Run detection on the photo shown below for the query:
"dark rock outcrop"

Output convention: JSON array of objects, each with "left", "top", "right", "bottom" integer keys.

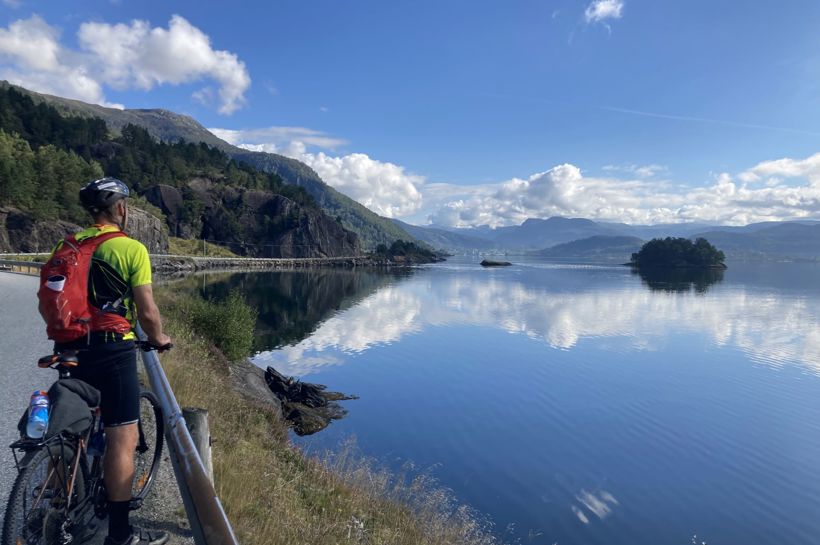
[
  {"left": 480, "top": 259, "right": 512, "bottom": 267},
  {"left": 0, "top": 207, "right": 79, "bottom": 253},
  {"left": 264, "top": 366, "right": 356, "bottom": 435},
  {"left": 260, "top": 194, "right": 359, "bottom": 258},
  {"left": 0, "top": 206, "right": 168, "bottom": 254},
  {"left": 144, "top": 180, "right": 360, "bottom": 258},
  {"left": 142, "top": 184, "right": 192, "bottom": 238}
]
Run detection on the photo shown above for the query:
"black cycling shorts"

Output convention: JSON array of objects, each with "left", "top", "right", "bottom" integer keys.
[{"left": 68, "top": 340, "right": 140, "bottom": 427}]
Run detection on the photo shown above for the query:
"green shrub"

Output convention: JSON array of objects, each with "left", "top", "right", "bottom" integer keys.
[{"left": 181, "top": 290, "right": 257, "bottom": 361}]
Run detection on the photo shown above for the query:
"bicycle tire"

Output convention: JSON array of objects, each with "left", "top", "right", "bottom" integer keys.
[
  {"left": 131, "top": 389, "right": 164, "bottom": 503},
  {"left": 1, "top": 444, "right": 87, "bottom": 545}
]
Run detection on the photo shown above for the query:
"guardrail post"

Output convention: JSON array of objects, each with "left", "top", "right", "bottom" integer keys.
[{"left": 183, "top": 407, "right": 214, "bottom": 484}]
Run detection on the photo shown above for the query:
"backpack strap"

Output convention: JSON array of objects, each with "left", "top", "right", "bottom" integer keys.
[
  {"left": 78, "top": 230, "right": 127, "bottom": 250},
  {"left": 61, "top": 234, "right": 80, "bottom": 252},
  {"left": 58, "top": 230, "right": 125, "bottom": 253}
]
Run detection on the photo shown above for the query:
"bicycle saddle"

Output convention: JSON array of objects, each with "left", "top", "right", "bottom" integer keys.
[{"left": 38, "top": 352, "right": 79, "bottom": 368}]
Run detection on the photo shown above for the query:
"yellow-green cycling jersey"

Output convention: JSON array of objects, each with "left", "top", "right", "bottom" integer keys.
[{"left": 53, "top": 225, "right": 152, "bottom": 341}]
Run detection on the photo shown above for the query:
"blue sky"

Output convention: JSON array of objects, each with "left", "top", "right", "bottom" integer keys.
[{"left": 2, "top": 0, "right": 820, "bottom": 226}]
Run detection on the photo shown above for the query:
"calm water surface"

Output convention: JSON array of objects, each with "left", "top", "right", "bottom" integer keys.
[{"left": 203, "top": 259, "right": 820, "bottom": 544}]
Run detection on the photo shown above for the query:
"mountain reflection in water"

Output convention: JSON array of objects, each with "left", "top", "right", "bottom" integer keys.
[
  {"left": 176, "top": 268, "right": 412, "bottom": 350},
  {"left": 243, "top": 262, "right": 819, "bottom": 377}
]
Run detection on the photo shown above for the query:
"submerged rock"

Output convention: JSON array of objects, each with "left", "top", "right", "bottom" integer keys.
[
  {"left": 480, "top": 259, "right": 512, "bottom": 267},
  {"left": 264, "top": 366, "right": 357, "bottom": 435}
]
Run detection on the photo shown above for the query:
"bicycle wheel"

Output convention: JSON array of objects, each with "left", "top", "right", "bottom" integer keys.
[
  {"left": 2, "top": 444, "right": 87, "bottom": 545},
  {"left": 131, "top": 390, "right": 163, "bottom": 503}
]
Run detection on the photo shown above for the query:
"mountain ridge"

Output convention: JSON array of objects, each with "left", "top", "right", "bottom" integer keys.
[{"left": 1, "top": 81, "right": 415, "bottom": 250}]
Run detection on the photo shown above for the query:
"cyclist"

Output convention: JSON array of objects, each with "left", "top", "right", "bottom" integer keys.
[{"left": 41, "top": 177, "right": 172, "bottom": 545}]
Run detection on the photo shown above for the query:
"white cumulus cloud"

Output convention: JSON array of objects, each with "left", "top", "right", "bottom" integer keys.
[
  {"left": 298, "top": 151, "right": 424, "bottom": 217},
  {"left": 210, "top": 126, "right": 348, "bottom": 151},
  {"left": 425, "top": 152, "right": 820, "bottom": 228},
  {"left": 584, "top": 0, "right": 624, "bottom": 24},
  {"left": 0, "top": 15, "right": 117, "bottom": 107},
  {"left": 211, "top": 127, "right": 424, "bottom": 218},
  {"left": 0, "top": 14, "right": 250, "bottom": 113},
  {"left": 603, "top": 163, "right": 667, "bottom": 178},
  {"left": 738, "top": 153, "right": 820, "bottom": 185}
]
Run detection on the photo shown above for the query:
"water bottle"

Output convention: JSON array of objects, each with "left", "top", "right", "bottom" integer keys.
[{"left": 26, "top": 390, "right": 49, "bottom": 439}]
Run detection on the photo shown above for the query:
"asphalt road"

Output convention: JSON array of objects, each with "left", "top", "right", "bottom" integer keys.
[
  {"left": 0, "top": 273, "right": 53, "bottom": 522},
  {"left": 0, "top": 272, "right": 192, "bottom": 543}
]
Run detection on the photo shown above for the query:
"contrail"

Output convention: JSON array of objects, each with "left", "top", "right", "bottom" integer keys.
[
  {"left": 477, "top": 91, "right": 820, "bottom": 136},
  {"left": 599, "top": 106, "right": 820, "bottom": 137}
]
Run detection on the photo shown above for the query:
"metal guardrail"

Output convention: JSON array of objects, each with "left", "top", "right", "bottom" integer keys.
[
  {"left": 0, "top": 259, "right": 44, "bottom": 275},
  {"left": 136, "top": 324, "right": 239, "bottom": 545}
]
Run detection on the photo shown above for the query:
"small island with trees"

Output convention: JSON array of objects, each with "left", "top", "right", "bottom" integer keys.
[{"left": 628, "top": 237, "right": 727, "bottom": 269}]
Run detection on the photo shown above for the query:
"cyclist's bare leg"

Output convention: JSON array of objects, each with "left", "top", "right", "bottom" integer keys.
[{"left": 104, "top": 423, "right": 139, "bottom": 501}]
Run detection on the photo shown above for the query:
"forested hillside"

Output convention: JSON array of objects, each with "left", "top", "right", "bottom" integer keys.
[
  {"left": 0, "top": 86, "right": 359, "bottom": 257},
  {"left": 2, "top": 81, "right": 415, "bottom": 250}
]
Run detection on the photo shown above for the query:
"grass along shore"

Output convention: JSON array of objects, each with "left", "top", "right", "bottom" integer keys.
[{"left": 155, "top": 287, "right": 498, "bottom": 545}]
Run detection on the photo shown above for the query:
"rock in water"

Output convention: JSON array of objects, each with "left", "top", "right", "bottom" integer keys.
[
  {"left": 264, "top": 366, "right": 357, "bottom": 435},
  {"left": 480, "top": 259, "right": 512, "bottom": 267}
]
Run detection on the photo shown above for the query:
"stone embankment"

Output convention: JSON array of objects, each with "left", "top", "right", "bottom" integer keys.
[{"left": 151, "top": 255, "right": 374, "bottom": 274}]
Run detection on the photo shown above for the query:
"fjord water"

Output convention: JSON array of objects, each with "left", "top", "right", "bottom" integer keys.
[{"left": 213, "top": 259, "right": 819, "bottom": 544}]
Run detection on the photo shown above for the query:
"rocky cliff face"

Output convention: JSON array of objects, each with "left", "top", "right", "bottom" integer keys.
[
  {"left": 144, "top": 182, "right": 360, "bottom": 258},
  {"left": 0, "top": 207, "right": 79, "bottom": 253},
  {"left": 0, "top": 206, "right": 169, "bottom": 254},
  {"left": 261, "top": 194, "right": 359, "bottom": 258},
  {"left": 127, "top": 207, "right": 169, "bottom": 253},
  {"left": 143, "top": 184, "right": 191, "bottom": 238}
]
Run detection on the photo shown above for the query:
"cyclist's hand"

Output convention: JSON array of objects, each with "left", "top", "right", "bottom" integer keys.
[{"left": 148, "top": 333, "right": 172, "bottom": 352}]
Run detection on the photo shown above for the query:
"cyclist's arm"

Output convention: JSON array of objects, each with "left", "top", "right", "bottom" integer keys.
[{"left": 133, "top": 284, "right": 171, "bottom": 347}]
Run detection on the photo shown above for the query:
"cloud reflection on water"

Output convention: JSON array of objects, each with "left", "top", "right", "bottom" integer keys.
[
  {"left": 253, "top": 272, "right": 820, "bottom": 377},
  {"left": 572, "top": 489, "right": 620, "bottom": 524}
]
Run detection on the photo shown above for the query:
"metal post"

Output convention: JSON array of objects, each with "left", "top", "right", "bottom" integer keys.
[
  {"left": 136, "top": 324, "right": 238, "bottom": 545},
  {"left": 183, "top": 408, "right": 214, "bottom": 484}
]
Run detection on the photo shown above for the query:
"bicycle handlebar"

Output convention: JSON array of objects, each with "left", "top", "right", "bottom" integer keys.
[{"left": 136, "top": 340, "right": 173, "bottom": 353}]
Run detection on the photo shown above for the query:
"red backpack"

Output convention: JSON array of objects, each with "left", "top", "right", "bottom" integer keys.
[{"left": 38, "top": 231, "right": 133, "bottom": 343}]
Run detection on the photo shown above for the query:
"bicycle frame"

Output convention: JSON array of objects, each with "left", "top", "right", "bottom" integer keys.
[{"left": 7, "top": 405, "right": 105, "bottom": 537}]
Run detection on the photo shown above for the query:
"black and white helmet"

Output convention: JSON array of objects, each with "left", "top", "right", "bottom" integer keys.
[{"left": 79, "top": 177, "right": 130, "bottom": 213}]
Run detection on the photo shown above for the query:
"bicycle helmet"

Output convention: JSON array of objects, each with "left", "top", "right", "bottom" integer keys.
[{"left": 79, "top": 177, "right": 130, "bottom": 213}]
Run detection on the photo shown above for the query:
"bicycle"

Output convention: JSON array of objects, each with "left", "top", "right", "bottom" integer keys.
[{"left": 1, "top": 341, "right": 168, "bottom": 545}]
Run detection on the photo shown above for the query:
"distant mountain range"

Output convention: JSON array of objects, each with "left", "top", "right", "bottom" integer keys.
[
  {"left": 2, "top": 81, "right": 413, "bottom": 251},
  {"left": 391, "top": 219, "right": 495, "bottom": 252},
  {"left": 536, "top": 235, "right": 644, "bottom": 261},
  {"left": 695, "top": 223, "right": 820, "bottom": 260},
  {"left": 401, "top": 217, "right": 820, "bottom": 262}
]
